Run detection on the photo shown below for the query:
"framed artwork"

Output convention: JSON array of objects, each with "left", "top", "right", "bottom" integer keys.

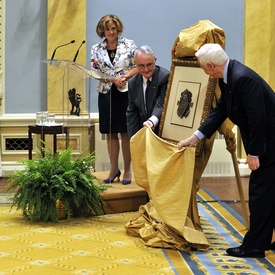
[{"left": 159, "top": 57, "right": 216, "bottom": 157}]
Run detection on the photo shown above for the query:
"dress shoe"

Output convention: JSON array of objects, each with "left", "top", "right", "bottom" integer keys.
[
  {"left": 122, "top": 171, "right": 132, "bottom": 185},
  {"left": 103, "top": 170, "right": 121, "bottom": 183},
  {"left": 270, "top": 242, "right": 275, "bottom": 250},
  {"left": 226, "top": 245, "right": 265, "bottom": 258},
  {"left": 122, "top": 179, "right": 131, "bottom": 185}
]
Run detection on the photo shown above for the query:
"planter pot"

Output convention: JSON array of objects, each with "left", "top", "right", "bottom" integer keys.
[{"left": 56, "top": 199, "right": 67, "bottom": 220}]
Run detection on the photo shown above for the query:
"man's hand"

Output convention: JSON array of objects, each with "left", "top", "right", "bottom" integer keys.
[
  {"left": 177, "top": 134, "right": 199, "bottom": 149},
  {"left": 143, "top": 120, "right": 154, "bottom": 129},
  {"left": 245, "top": 154, "right": 260, "bottom": 170}
]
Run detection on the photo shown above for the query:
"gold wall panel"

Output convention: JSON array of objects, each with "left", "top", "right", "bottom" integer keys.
[
  {"left": 240, "top": 0, "right": 275, "bottom": 159},
  {"left": 245, "top": 0, "right": 275, "bottom": 90},
  {"left": 47, "top": 0, "right": 86, "bottom": 114}
]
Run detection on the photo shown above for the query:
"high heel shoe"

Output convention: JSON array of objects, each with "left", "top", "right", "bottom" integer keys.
[
  {"left": 122, "top": 172, "right": 132, "bottom": 185},
  {"left": 122, "top": 179, "right": 131, "bottom": 185},
  {"left": 103, "top": 170, "right": 121, "bottom": 183}
]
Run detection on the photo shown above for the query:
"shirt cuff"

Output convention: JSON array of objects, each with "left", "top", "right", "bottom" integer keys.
[
  {"left": 149, "top": 115, "right": 158, "bottom": 126},
  {"left": 194, "top": 130, "right": 205, "bottom": 140}
]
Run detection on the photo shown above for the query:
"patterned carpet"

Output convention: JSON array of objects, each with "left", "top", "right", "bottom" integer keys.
[
  {"left": 0, "top": 189, "right": 275, "bottom": 274},
  {"left": 0, "top": 193, "right": 13, "bottom": 204},
  {"left": 191, "top": 189, "right": 275, "bottom": 274}
]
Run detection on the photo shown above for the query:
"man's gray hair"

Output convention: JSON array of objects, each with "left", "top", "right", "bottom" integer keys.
[
  {"left": 195, "top": 43, "right": 228, "bottom": 66},
  {"left": 134, "top": 45, "right": 155, "bottom": 58}
]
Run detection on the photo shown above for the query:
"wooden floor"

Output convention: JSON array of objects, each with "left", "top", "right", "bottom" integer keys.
[
  {"left": 199, "top": 176, "right": 249, "bottom": 217},
  {"left": 0, "top": 175, "right": 249, "bottom": 217}
]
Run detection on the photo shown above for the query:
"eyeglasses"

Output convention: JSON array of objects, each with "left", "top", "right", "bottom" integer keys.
[{"left": 137, "top": 63, "right": 155, "bottom": 70}]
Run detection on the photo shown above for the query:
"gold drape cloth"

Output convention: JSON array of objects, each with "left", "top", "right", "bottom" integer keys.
[
  {"left": 125, "top": 128, "right": 209, "bottom": 251},
  {"left": 172, "top": 20, "right": 225, "bottom": 58},
  {"left": 171, "top": 20, "right": 236, "bottom": 190}
]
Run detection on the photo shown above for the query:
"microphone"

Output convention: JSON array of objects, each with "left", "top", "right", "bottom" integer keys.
[
  {"left": 73, "top": 40, "right": 86, "bottom": 63},
  {"left": 50, "top": 40, "right": 75, "bottom": 60}
]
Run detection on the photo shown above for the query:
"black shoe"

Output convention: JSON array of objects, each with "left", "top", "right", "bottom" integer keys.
[
  {"left": 270, "top": 242, "right": 275, "bottom": 250},
  {"left": 226, "top": 245, "right": 265, "bottom": 258}
]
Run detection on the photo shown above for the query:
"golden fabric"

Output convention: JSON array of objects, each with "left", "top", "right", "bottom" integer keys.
[
  {"left": 172, "top": 20, "right": 225, "bottom": 58},
  {"left": 125, "top": 127, "right": 209, "bottom": 251},
  {"left": 171, "top": 20, "right": 236, "bottom": 191}
]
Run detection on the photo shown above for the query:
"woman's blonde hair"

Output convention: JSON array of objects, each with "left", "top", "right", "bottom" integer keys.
[{"left": 96, "top": 14, "right": 124, "bottom": 38}]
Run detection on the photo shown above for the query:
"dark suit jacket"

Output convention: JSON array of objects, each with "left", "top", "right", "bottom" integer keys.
[
  {"left": 126, "top": 65, "right": 170, "bottom": 138},
  {"left": 199, "top": 59, "right": 275, "bottom": 165}
]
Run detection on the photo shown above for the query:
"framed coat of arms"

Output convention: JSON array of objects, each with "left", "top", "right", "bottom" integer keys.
[{"left": 159, "top": 57, "right": 216, "bottom": 157}]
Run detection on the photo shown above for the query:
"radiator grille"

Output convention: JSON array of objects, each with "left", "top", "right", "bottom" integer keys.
[
  {"left": 5, "top": 138, "right": 29, "bottom": 151},
  {"left": 203, "top": 161, "right": 234, "bottom": 177}
]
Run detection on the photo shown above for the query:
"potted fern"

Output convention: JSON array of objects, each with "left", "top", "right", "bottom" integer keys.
[{"left": 6, "top": 147, "right": 110, "bottom": 223}]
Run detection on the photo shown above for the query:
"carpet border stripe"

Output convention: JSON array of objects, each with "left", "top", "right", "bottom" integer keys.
[
  {"left": 162, "top": 249, "right": 194, "bottom": 275},
  {"left": 198, "top": 188, "right": 275, "bottom": 271}
]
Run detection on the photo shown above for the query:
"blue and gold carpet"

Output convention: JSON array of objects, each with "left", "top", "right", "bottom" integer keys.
[
  {"left": 0, "top": 189, "right": 275, "bottom": 274},
  {"left": 0, "top": 193, "right": 13, "bottom": 204},
  {"left": 179, "top": 189, "right": 275, "bottom": 274}
]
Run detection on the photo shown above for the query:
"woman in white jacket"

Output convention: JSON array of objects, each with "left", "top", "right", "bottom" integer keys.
[{"left": 91, "top": 14, "right": 138, "bottom": 184}]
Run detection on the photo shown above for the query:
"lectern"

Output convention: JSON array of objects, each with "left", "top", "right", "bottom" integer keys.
[
  {"left": 42, "top": 59, "right": 109, "bottom": 116},
  {"left": 28, "top": 60, "right": 110, "bottom": 158}
]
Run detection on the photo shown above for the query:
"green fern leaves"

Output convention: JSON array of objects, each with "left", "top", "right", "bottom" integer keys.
[{"left": 7, "top": 148, "right": 110, "bottom": 222}]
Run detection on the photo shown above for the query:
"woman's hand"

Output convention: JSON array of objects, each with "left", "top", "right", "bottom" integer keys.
[{"left": 114, "top": 75, "right": 126, "bottom": 88}]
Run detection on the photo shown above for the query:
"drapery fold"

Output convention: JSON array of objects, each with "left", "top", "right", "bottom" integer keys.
[
  {"left": 125, "top": 127, "right": 209, "bottom": 251},
  {"left": 171, "top": 20, "right": 235, "bottom": 190},
  {"left": 172, "top": 20, "right": 225, "bottom": 58}
]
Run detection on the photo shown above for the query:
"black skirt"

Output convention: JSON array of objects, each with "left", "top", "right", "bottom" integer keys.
[{"left": 98, "top": 84, "right": 128, "bottom": 134}]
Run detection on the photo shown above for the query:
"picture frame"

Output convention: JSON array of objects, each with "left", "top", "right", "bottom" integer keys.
[{"left": 159, "top": 57, "right": 216, "bottom": 157}]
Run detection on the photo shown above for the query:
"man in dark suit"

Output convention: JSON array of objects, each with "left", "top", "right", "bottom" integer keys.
[
  {"left": 126, "top": 45, "right": 170, "bottom": 138},
  {"left": 178, "top": 43, "right": 275, "bottom": 258}
]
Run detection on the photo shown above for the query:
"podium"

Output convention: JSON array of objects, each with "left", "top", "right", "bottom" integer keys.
[
  {"left": 38, "top": 59, "right": 111, "bottom": 157},
  {"left": 42, "top": 59, "right": 110, "bottom": 116}
]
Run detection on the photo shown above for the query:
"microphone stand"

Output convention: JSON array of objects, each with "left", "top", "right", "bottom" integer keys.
[
  {"left": 73, "top": 40, "right": 86, "bottom": 63},
  {"left": 50, "top": 40, "right": 76, "bottom": 61}
]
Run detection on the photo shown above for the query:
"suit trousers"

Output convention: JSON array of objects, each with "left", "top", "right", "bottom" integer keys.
[{"left": 243, "top": 163, "right": 275, "bottom": 250}]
